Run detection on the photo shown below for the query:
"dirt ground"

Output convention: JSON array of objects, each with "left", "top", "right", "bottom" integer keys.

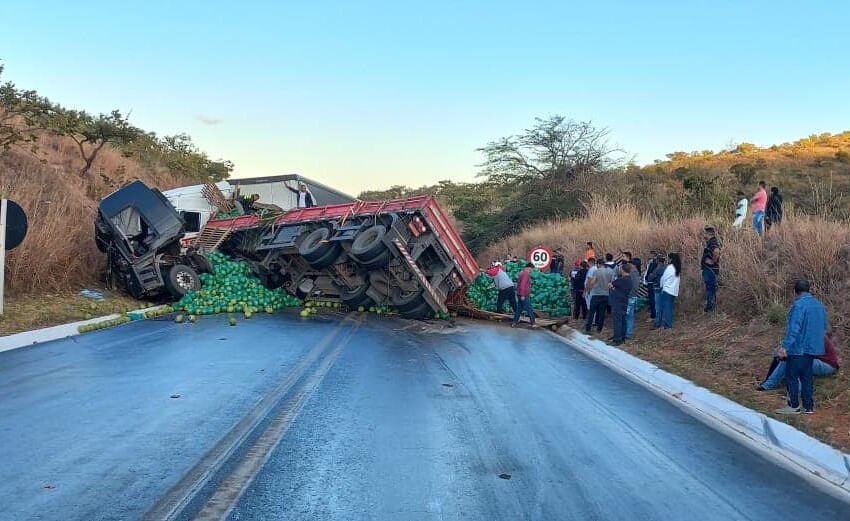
[{"left": 572, "top": 311, "right": 850, "bottom": 453}]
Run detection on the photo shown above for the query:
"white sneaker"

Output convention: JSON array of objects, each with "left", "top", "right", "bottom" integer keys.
[{"left": 774, "top": 405, "right": 802, "bottom": 415}]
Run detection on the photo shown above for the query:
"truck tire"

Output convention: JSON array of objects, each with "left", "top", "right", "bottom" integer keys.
[
  {"left": 400, "top": 299, "right": 432, "bottom": 319},
  {"left": 367, "top": 270, "right": 391, "bottom": 299},
  {"left": 336, "top": 281, "right": 374, "bottom": 309},
  {"left": 299, "top": 228, "right": 340, "bottom": 266},
  {"left": 165, "top": 264, "right": 200, "bottom": 298},
  {"left": 351, "top": 225, "right": 388, "bottom": 264},
  {"left": 391, "top": 287, "right": 426, "bottom": 313}
]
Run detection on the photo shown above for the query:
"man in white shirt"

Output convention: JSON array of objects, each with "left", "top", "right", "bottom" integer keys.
[{"left": 733, "top": 191, "right": 748, "bottom": 230}]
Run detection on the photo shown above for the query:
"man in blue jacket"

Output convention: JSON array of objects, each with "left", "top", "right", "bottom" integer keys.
[{"left": 775, "top": 280, "right": 828, "bottom": 415}]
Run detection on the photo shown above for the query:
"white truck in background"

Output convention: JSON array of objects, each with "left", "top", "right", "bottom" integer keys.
[{"left": 162, "top": 174, "right": 356, "bottom": 248}]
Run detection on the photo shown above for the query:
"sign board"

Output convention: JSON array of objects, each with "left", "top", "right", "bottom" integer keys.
[
  {"left": 527, "top": 245, "right": 553, "bottom": 270},
  {"left": 3, "top": 199, "right": 27, "bottom": 250},
  {"left": 1, "top": 199, "right": 28, "bottom": 315}
]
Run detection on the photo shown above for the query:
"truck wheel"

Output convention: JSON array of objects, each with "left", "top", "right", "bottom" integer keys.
[
  {"left": 308, "top": 244, "right": 342, "bottom": 269},
  {"left": 359, "top": 249, "right": 392, "bottom": 270},
  {"left": 400, "top": 300, "right": 432, "bottom": 319},
  {"left": 336, "top": 281, "right": 374, "bottom": 309},
  {"left": 391, "top": 287, "right": 426, "bottom": 312},
  {"left": 299, "top": 228, "right": 340, "bottom": 265},
  {"left": 367, "top": 271, "right": 391, "bottom": 298},
  {"left": 165, "top": 264, "right": 200, "bottom": 298},
  {"left": 351, "top": 225, "right": 387, "bottom": 263}
]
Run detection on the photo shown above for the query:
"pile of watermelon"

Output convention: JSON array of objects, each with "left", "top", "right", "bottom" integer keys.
[
  {"left": 173, "top": 251, "right": 301, "bottom": 316},
  {"left": 466, "top": 261, "right": 571, "bottom": 316}
]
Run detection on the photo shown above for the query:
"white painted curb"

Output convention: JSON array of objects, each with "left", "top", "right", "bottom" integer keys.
[
  {"left": 0, "top": 306, "right": 166, "bottom": 354},
  {"left": 551, "top": 328, "right": 850, "bottom": 501}
]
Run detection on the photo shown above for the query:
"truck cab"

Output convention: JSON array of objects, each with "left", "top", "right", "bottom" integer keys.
[{"left": 95, "top": 180, "right": 210, "bottom": 299}]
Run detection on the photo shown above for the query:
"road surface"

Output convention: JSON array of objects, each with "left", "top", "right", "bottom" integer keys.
[{"left": 0, "top": 311, "right": 846, "bottom": 521}]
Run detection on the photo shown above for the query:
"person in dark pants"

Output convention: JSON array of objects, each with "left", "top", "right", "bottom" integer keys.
[
  {"left": 774, "top": 280, "right": 828, "bottom": 415},
  {"left": 549, "top": 248, "right": 564, "bottom": 275},
  {"left": 766, "top": 186, "right": 783, "bottom": 231},
  {"left": 484, "top": 262, "right": 516, "bottom": 315},
  {"left": 643, "top": 251, "right": 658, "bottom": 319},
  {"left": 512, "top": 262, "right": 536, "bottom": 328},
  {"left": 585, "top": 258, "right": 613, "bottom": 333},
  {"left": 608, "top": 262, "right": 634, "bottom": 346},
  {"left": 571, "top": 260, "right": 589, "bottom": 320},
  {"left": 647, "top": 253, "right": 667, "bottom": 322},
  {"left": 701, "top": 226, "right": 721, "bottom": 313}
]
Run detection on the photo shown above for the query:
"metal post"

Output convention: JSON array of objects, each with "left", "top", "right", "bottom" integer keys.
[{"left": 0, "top": 199, "right": 7, "bottom": 315}]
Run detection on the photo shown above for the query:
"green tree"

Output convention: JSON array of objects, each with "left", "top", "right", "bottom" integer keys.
[
  {"left": 52, "top": 109, "right": 141, "bottom": 175},
  {"left": 0, "top": 64, "right": 58, "bottom": 153}
]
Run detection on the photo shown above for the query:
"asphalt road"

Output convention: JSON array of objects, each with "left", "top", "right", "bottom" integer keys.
[{"left": 0, "top": 311, "right": 847, "bottom": 521}]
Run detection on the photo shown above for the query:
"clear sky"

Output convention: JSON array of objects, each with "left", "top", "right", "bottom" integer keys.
[{"left": 1, "top": 1, "right": 848, "bottom": 195}]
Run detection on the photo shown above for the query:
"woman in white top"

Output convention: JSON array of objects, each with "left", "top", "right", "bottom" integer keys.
[
  {"left": 654, "top": 252, "right": 681, "bottom": 329},
  {"left": 732, "top": 191, "right": 748, "bottom": 230}
]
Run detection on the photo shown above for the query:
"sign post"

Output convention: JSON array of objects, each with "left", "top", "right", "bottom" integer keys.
[
  {"left": 527, "top": 245, "right": 553, "bottom": 271},
  {"left": 1, "top": 199, "right": 29, "bottom": 315}
]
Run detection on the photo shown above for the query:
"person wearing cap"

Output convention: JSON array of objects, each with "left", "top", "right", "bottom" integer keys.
[
  {"left": 484, "top": 262, "right": 516, "bottom": 315},
  {"left": 701, "top": 226, "right": 721, "bottom": 313},
  {"left": 286, "top": 180, "right": 316, "bottom": 208}
]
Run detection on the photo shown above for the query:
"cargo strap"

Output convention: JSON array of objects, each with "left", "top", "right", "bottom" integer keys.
[{"left": 392, "top": 238, "right": 447, "bottom": 313}]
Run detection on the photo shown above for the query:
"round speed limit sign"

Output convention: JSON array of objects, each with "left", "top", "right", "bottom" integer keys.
[{"left": 527, "top": 245, "right": 553, "bottom": 270}]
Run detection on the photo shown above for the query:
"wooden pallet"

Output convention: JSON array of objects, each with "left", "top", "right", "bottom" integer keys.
[
  {"left": 193, "top": 226, "right": 231, "bottom": 252},
  {"left": 447, "top": 293, "right": 569, "bottom": 331},
  {"left": 202, "top": 181, "right": 234, "bottom": 213}
]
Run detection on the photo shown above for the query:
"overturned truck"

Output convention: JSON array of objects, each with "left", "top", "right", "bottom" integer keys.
[
  {"left": 206, "top": 196, "right": 479, "bottom": 318},
  {"left": 95, "top": 181, "right": 479, "bottom": 318}
]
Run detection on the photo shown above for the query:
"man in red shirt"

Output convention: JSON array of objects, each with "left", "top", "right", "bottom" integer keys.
[
  {"left": 751, "top": 181, "right": 768, "bottom": 236},
  {"left": 512, "top": 262, "right": 536, "bottom": 328}
]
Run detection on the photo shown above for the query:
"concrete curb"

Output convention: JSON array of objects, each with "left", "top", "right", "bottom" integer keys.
[
  {"left": 550, "top": 327, "right": 850, "bottom": 500},
  {"left": 0, "top": 306, "right": 166, "bottom": 354}
]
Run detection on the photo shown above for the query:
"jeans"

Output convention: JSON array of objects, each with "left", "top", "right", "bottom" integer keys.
[
  {"left": 654, "top": 291, "right": 675, "bottom": 329},
  {"left": 753, "top": 210, "right": 765, "bottom": 236},
  {"left": 625, "top": 296, "right": 637, "bottom": 338},
  {"left": 785, "top": 354, "right": 815, "bottom": 410},
  {"left": 653, "top": 289, "right": 662, "bottom": 322},
  {"left": 495, "top": 287, "right": 517, "bottom": 314},
  {"left": 514, "top": 296, "right": 535, "bottom": 324},
  {"left": 763, "top": 357, "right": 836, "bottom": 390},
  {"left": 646, "top": 283, "right": 656, "bottom": 319},
  {"left": 585, "top": 295, "right": 608, "bottom": 332},
  {"left": 702, "top": 267, "right": 717, "bottom": 312},
  {"left": 611, "top": 298, "right": 627, "bottom": 343},
  {"left": 572, "top": 291, "right": 588, "bottom": 319}
]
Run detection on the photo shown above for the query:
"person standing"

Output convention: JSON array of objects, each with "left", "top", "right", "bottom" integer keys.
[
  {"left": 286, "top": 180, "right": 316, "bottom": 208},
  {"left": 571, "top": 260, "right": 589, "bottom": 320},
  {"left": 549, "top": 248, "right": 565, "bottom": 275},
  {"left": 583, "top": 257, "right": 597, "bottom": 309},
  {"left": 485, "top": 262, "right": 516, "bottom": 316},
  {"left": 585, "top": 258, "right": 613, "bottom": 333},
  {"left": 647, "top": 253, "right": 667, "bottom": 323},
  {"left": 732, "top": 191, "right": 748, "bottom": 230},
  {"left": 608, "top": 262, "right": 634, "bottom": 346},
  {"left": 774, "top": 280, "right": 828, "bottom": 415},
  {"left": 512, "top": 262, "right": 536, "bottom": 328},
  {"left": 654, "top": 252, "right": 681, "bottom": 330},
  {"left": 701, "top": 227, "right": 721, "bottom": 313},
  {"left": 625, "top": 259, "right": 641, "bottom": 339},
  {"left": 585, "top": 242, "right": 596, "bottom": 262},
  {"left": 751, "top": 181, "right": 768, "bottom": 236},
  {"left": 766, "top": 186, "right": 783, "bottom": 231},
  {"left": 643, "top": 251, "right": 659, "bottom": 319}
]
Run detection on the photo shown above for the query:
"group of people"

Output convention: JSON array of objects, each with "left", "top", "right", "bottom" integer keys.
[
  {"left": 567, "top": 246, "right": 682, "bottom": 345},
  {"left": 489, "top": 230, "right": 839, "bottom": 416},
  {"left": 734, "top": 181, "right": 783, "bottom": 235}
]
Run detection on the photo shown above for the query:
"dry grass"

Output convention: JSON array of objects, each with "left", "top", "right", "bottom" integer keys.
[
  {"left": 483, "top": 196, "right": 850, "bottom": 450},
  {"left": 0, "top": 289, "right": 149, "bottom": 336},
  {"left": 0, "top": 131, "right": 190, "bottom": 296}
]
